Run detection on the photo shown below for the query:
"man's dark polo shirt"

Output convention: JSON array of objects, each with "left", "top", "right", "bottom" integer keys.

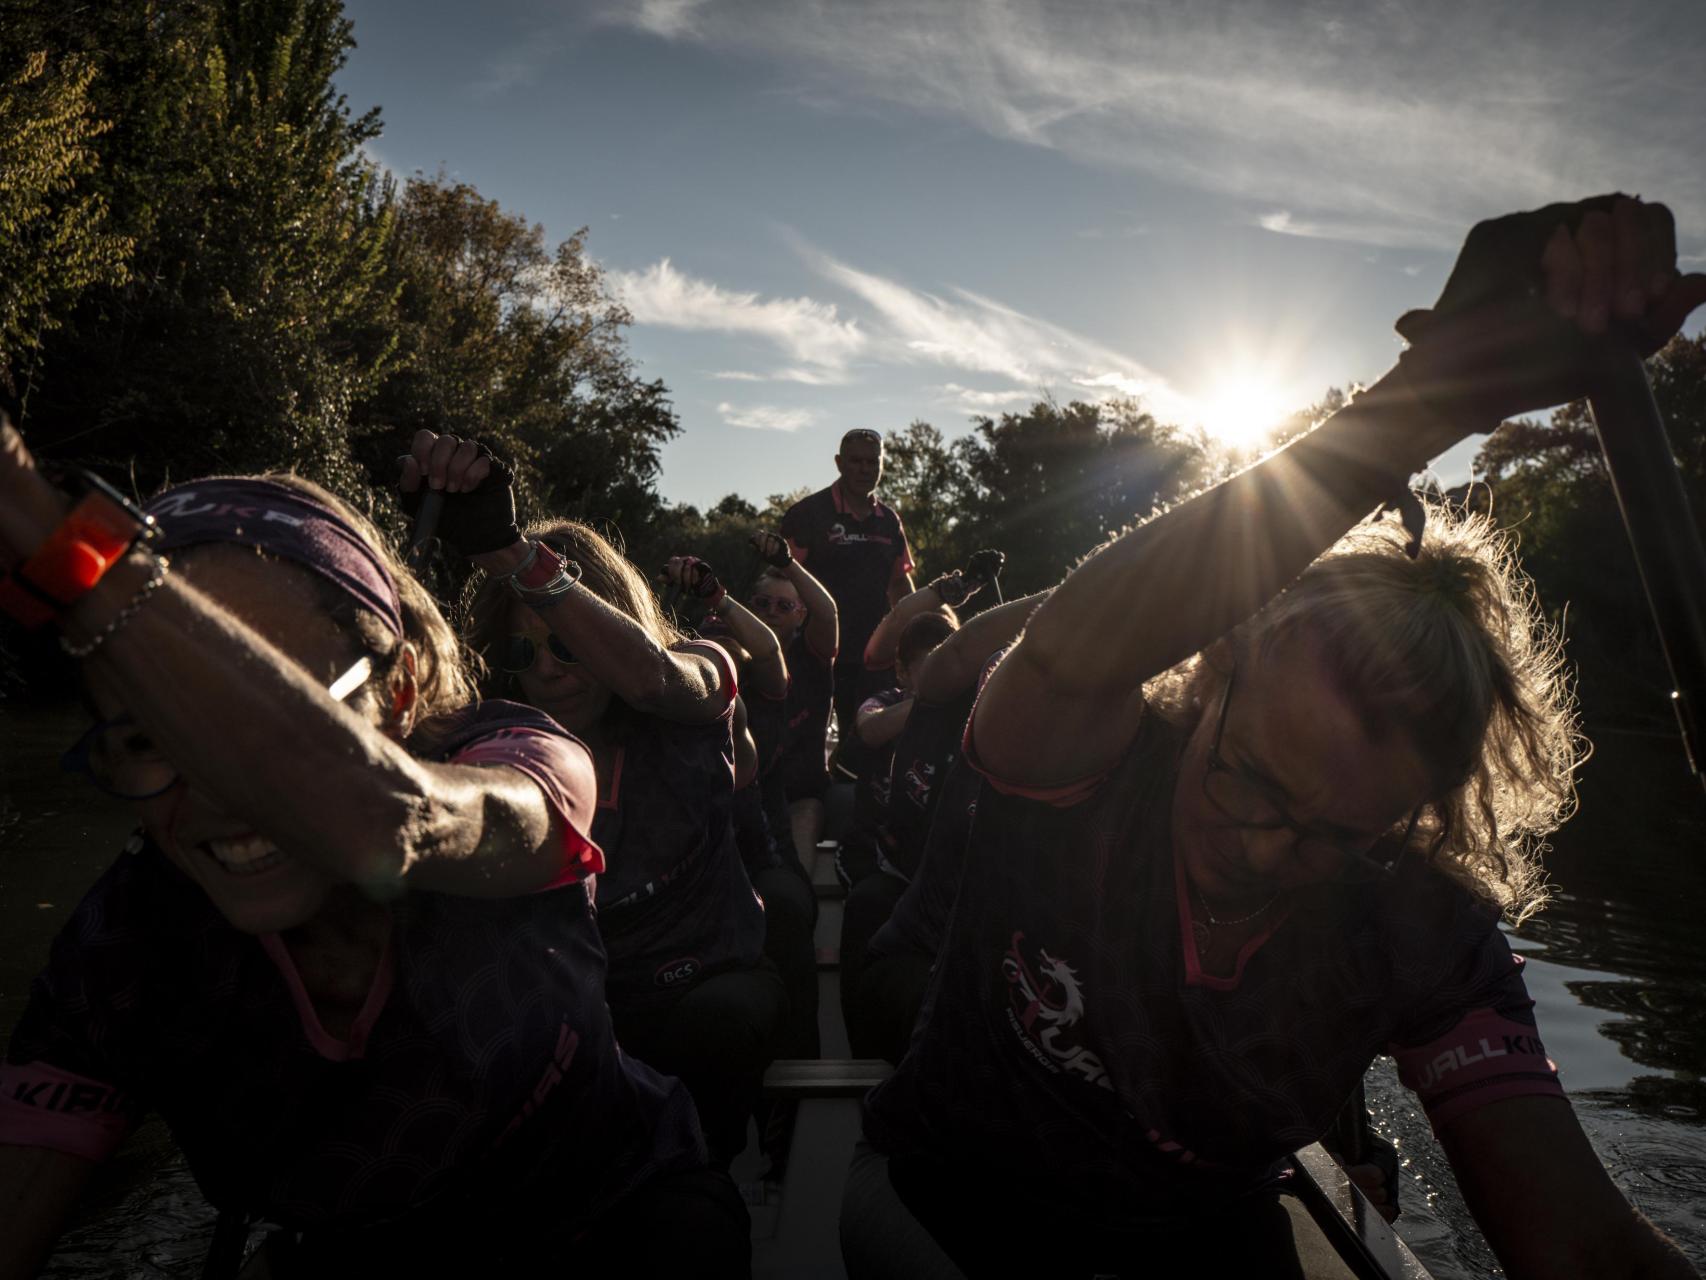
[{"left": 780, "top": 481, "right": 914, "bottom": 666}]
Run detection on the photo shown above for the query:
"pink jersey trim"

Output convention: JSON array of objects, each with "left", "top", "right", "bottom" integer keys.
[
  {"left": 1171, "top": 846, "right": 1293, "bottom": 991},
  {"left": 0, "top": 1061, "right": 133, "bottom": 1161},
  {"left": 598, "top": 746, "right": 626, "bottom": 812},
  {"left": 961, "top": 684, "right": 1108, "bottom": 807},
  {"left": 259, "top": 931, "right": 395, "bottom": 1063},
  {"left": 1392, "top": 1005, "right": 1564, "bottom": 1131},
  {"left": 452, "top": 728, "right": 605, "bottom": 884}
]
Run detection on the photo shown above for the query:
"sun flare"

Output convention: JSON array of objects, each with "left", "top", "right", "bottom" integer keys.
[{"left": 1196, "top": 377, "right": 1293, "bottom": 452}]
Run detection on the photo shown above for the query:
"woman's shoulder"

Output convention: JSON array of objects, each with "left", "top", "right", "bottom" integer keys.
[{"left": 407, "top": 699, "right": 576, "bottom": 762}]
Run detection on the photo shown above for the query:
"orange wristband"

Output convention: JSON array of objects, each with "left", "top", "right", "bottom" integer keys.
[{"left": 0, "top": 483, "right": 154, "bottom": 627}]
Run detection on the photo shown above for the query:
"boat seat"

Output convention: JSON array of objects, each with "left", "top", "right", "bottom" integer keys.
[{"left": 762, "top": 1058, "right": 891, "bottom": 1099}]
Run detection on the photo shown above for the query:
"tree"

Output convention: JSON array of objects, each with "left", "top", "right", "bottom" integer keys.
[
  {"left": 880, "top": 420, "right": 972, "bottom": 578},
  {"left": 1474, "top": 334, "right": 1706, "bottom": 728},
  {"left": 951, "top": 398, "right": 1210, "bottom": 595},
  {"left": 350, "top": 174, "right": 679, "bottom": 545},
  {"left": 0, "top": 49, "right": 132, "bottom": 392},
  {"left": 8, "top": 0, "right": 397, "bottom": 502}
]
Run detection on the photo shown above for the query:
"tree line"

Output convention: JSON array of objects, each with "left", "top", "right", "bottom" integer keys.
[{"left": 5, "top": 0, "right": 1706, "bottom": 799}]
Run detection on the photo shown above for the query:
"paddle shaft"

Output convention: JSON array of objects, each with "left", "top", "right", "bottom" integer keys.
[
  {"left": 1586, "top": 352, "right": 1706, "bottom": 794},
  {"left": 405, "top": 489, "right": 445, "bottom": 574}
]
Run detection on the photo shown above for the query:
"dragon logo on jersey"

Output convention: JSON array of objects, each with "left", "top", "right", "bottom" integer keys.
[
  {"left": 901, "top": 758, "right": 936, "bottom": 807},
  {"left": 1000, "top": 930, "right": 1112, "bottom": 1091}
]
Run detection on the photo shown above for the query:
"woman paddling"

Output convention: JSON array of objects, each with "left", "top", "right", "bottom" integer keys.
[
  {"left": 0, "top": 454, "right": 746, "bottom": 1278},
  {"left": 842, "top": 195, "right": 1706, "bottom": 1279},
  {"left": 436, "top": 434, "right": 785, "bottom": 1167}
]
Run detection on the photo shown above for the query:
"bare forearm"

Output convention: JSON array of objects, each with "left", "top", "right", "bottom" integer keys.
[
  {"left": 1017, "top": 367, "right": 1465, "bottom": 696},
  {"left": 858, "top": 697, "right": 915, "bottom": 747},
  {"left": 475, "top": 544, "right": 722, "bottom": 723},
  {"left": 864, "top": 582, "right": 946, "bottom": 668},
  {"left": 715, "top": 599, "right": 788, "bottom": 699},
  {"left": 784, "top": 560, "right": 839, "bottom": 657},
  {"left": 72, "top": 556, "right": 441, "bottom": 883},
  {"left": 915, "top": 590, "right": 1049, "bottom": 703}
]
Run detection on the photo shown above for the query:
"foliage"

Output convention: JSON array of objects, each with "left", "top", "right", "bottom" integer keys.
[
  {"left": 5, "top": 0, "right": 396, "bottom": 502},
  {"left": 0, "top": 49, "right": 132, "bottom": 389},
  {"left": 1473, "top": 334, "right": 1706, "bottom": 729},
  {"left": 879, "top": 398, "right": 1212, "bottom": 594}
]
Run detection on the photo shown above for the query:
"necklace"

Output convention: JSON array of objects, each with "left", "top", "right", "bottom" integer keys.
[{"left": 1188, "top": 881, "right": 1279, "bottom": 952}]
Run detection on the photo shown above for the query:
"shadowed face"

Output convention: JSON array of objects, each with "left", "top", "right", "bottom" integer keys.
[
  {"left": 1171, "top": 637, "right": 1435, "bottom": 906},
  {"left": 504, "top": 599, "right": 614, "bottom": 735},
  {"left": 749, "top": 576, "right": 804, "bottom": 642},
  {"left": 835, "top": 436, "right": 883, "bottom": 499},
  {"left": 87, "top": 551, "right": 388, "bottom": 934}
]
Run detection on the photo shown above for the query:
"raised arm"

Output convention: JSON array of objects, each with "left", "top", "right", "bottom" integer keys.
[
  {"left": 753, "top": 530, "right": 839, "bottom": 661},
  {"left": 974, "top": 195, "right": 1706, "bottom": 789},
  {"left": 666, "top": 554, "right": 788, "bottom": 700},
  {"left": 0, "top": 429, "right": 584, "bottom": 899},
  {"left": 403, "top": 432, "right": 730, "bottom": 727},
  {"left": 857, "top": 694, "right": 916, "bottom": 748},
  {"left": 912, "top": 588, "right": 1050, "bottom": 705},
  {"left": 864, "top": 549, "right": 1004, "bottom": 669}
]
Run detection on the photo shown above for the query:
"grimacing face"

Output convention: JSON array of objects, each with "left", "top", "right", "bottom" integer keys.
[
  {"left": 835, "top": 437, "right": 883, "bottom": 498},
  {"left": 87, "top": 550, "right": 391, "bottom": 935},
  {"left": 1170, "top": 637, "right": 1435, "bottom": 908}
]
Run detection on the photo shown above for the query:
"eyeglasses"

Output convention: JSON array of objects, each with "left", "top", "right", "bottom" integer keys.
[
  {"left": 500, "top": 632, "right": 577, "bottom": 673},
  {"left": 1202, "top": 665, "right": 1420, "bottom": 881},
  {"left": 62, "top": 655, "right": 375, "bottom": 800},
  {"left": 749, "top": 595, "right": 801, "bottom": 615}
]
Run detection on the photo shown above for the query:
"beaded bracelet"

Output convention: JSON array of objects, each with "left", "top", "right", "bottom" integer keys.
[
  {"left": 60, "top": 552, "right": 171, "bottom": 658},
  {"left": 505, "top": 541, "right": 584, "bottom": 607}
]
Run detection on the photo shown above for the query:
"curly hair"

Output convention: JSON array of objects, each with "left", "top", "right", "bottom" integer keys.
[{"left": 1145, "top": 500, "right": 1584, "bottom": 923}]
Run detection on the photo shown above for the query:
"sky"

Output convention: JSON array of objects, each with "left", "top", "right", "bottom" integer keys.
[{"left": 336, "top": 0, "right": 1706, "bottom": 511}]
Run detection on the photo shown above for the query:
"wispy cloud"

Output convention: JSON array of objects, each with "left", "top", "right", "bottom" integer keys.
[
  {"left": 606, "top": 0, "right": 1706, "bottom": 251},
  {"left": 809, "top": 251, "right": 1187, "bottom": 415},
  {"left": 717, "top": 402, "right": 814, "bottom": 432},
  {"left": 619, "top": 247, "right": 1186, "bottom": 414},
  {"left": 938, "top": 383, "right": 1038, "bottom": 410},
  {"left": 609, "top": 258, "right": 867, "bottom": 371}
]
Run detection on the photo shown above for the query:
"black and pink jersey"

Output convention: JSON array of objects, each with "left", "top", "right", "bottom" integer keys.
[
  {"left": 779, "top": 482, "right": 913, "bottom": 669},
  {"left": 589, "top": 667, "right": 767, "bottom": 1003},
  {"left": 835, "top": 686, "right": 910, "bottom": 887},
  {"left": 0, "top": 702, "right": 703, "bottom": 1235},
  {"left": 865, "top": 700, "right": 1565, "bottom": 1224},
  {"left": 780, "top": 629, "right": 836, "bottom": 800},
  {"left": 867, "top": 754, "right": 980, "bottom": 968},
  {"left": 880, "top": 686, "right": 978, "bottom": 882}
]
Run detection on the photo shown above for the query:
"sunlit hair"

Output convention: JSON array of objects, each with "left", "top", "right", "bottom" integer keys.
[
  {"left": 463, "top": 518, "right": 683, "bottom": 698},
  {"left": 1145, "top": 500, "right": 1584, "bottom": 923},
  {"left": 173, "top": 474, "right": 477, "bottom": 722}
]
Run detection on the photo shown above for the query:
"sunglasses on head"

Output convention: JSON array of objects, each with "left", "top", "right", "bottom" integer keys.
[
  {"left": 501, "top": 632, "right": 577, "bottom": 673},
  {"left": 749, "top": 594, "right": 801, "bottom": 615}
]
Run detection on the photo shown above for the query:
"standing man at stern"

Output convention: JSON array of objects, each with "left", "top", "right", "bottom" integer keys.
[{"left": 781, "top": 428, "right": 916, "bottom": 778}]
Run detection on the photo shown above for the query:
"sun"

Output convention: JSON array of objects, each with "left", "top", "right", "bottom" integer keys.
[{"left": 1196, "top": 376, "right": 1293, "bottom": 452}]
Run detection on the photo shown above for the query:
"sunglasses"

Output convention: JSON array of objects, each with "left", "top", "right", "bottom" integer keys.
[
  {"left": 749, "top": 595, "right": 801, "bottom": 615},
  {"left": 501, "top": 632, "right": 578, "bottom": 673}
]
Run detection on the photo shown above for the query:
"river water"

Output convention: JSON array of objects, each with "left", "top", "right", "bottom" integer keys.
[{"left": 3, "top": 699, "right": 1704, "bottom": 1277}]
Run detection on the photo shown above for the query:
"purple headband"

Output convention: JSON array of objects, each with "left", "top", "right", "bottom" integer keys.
[{"left": 145, "top": 478, "right": 405, "bottom": 638}]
